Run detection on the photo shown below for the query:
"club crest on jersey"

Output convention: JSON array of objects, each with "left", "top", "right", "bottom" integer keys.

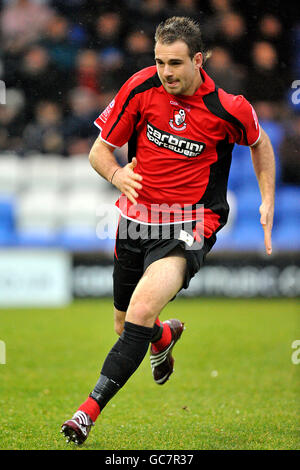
[{"left": 169, "top": 109, "right": 187, "bottom": 131}]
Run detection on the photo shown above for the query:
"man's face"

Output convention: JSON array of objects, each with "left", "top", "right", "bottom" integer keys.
[{"left": 155, "top": 40, "right": 203, "bottom": 96}]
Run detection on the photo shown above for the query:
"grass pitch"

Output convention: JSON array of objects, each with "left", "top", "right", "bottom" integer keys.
[{"left": 0, "top": 298, "right": 299, "bottom": 450}]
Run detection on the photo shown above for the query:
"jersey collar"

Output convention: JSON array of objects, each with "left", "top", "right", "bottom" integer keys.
[{"left": 163, "top": 68, "right": 216, "bottom": 102}]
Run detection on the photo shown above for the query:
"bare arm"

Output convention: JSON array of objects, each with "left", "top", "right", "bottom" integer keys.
[
  {"left": 89, "top": 137, "right": 142, "bottom": 205},
  {"left": 250, "top": 126, "right": 275, "bottom": 255}
]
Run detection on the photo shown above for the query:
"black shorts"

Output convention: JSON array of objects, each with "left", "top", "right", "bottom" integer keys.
[{"left": 113, "top": 216, "right": 216, "bottom": 312}]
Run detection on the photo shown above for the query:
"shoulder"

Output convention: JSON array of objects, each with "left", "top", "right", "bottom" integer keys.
[
  {"left": 121, "top": 66, "right": 161, "bottom": 94},
  {"left": 214, "top": 87, "right": 260, "bottom": 146},
  {"left": 217, "top": 88, "right": 257, "bottom": 124}
]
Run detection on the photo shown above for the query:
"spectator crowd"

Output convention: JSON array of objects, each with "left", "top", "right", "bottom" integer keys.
[{"left": 0, "top": 0, "right": 299, "bottom": 183}]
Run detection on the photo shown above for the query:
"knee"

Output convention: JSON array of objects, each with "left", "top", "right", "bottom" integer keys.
[
  {"left": 114, "top": 319, "right": 124, "bottom": 336},
  {"left": 127, "top": 299, "right": 155, "bottom": 326}
]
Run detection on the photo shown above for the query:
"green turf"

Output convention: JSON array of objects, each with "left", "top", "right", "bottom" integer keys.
[{"left": 0, "top": 298, "right": 299, "bottom": 450}]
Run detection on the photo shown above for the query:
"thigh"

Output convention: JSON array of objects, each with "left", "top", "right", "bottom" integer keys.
[
  {"left": 126, "top": 246, "right": 186, "bottom": 326},
  {"left": 113, "top": 219, "right": 144, "bottom": 312}
]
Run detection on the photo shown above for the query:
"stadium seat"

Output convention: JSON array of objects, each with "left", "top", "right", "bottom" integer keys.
[
  {"left": 0, "top": 228, "right": 17, "bottom": 246},
  {"left": 231, "top": 219, "right": 264, "bottom": 251},
  {"left": 60, "top": 187, "right": 112, "bottom": 228},
  {"left": 272, "top": 186, "right": 300, "bottom": 250},
  {"left": 0, "top": 196, "right": 16, "bottom": 246},
  {"left": 16, "top": 188, "right": 61, "bottom": 235},
  {"left": 259, "top": 120, "right": 284, "bottom": 152},
  {"left": 16, "top": 229, "right": 59, "bottom": 247},
  {"left": 58, "top": 187, "right": 119, "bottom": 250},
  {"left": 228, "top": 156, "right": 243, "bottom": 191},
  {"left": 62, "top": 154, "right": 110, "bottom": 191},
  {"left": 231, "top": 145, "right": 258, "bottom": 190},
  {"left": 0, "top": 196, "right": 15, "bottom": 232},
  {"left": 57, "top": 228, "right": 111, "bottom": 252},
  {"left": 276, "top": 185, "right": 300, "bottom": 216},
  {"left": 0, "top": 154, "right": 22, "bottom": 195},
  {"left": 20, "top": 154, "right": 65, "bottom": 191},
  {"left": 235, "top": 186, "right": 261, "bottom": 223},
  {"left": 214, "top": 230, "right": 234, "bottom": 251},
  {"left": 272, "top": 219, "right": 300, "bottom": 250}
]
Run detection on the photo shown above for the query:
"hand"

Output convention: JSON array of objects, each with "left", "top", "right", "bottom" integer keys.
[
  {"left": 111, "top": 157, "right": 143, "bottom": 205},
  {"left": 259, "top": 201, "right": 274, "bottom": 255}
]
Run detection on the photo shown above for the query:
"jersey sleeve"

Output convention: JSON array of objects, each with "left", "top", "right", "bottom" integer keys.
[
  {"left": 94, "top": 79, "right": 140, "bottom": 148},
  {"left": 220, "top": 92, "right": 261, "bottom": 147}
]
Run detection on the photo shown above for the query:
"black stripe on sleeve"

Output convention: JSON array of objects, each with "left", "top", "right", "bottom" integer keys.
[
  {"left": 127, "top": 111, "right": 141, "bottom": 163},
  {"left": 106, "top": 72, "right": 161, "bottom": 140},
  {"left": 203, "top": 87, "right": 249, "bottom": 145}
]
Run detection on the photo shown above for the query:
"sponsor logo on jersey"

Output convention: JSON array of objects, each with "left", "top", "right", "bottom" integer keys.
[
  {"left": 169, "top": 109, "right": 187, "bottom": 131},
  {"left": 99, "top": 99, "right": 115, "bottom": 124},
  {"left": 146, "top": 122, "right": 206, "bottom": 158}
]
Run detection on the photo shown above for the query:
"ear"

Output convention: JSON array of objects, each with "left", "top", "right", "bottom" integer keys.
[{"left": 194, "top": 52, "right": 203, "bottom": 70}]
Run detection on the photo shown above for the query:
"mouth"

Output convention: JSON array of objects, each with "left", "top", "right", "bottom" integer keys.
[{"left": 166, "top": 80, "right": 179, "bottom": 88}]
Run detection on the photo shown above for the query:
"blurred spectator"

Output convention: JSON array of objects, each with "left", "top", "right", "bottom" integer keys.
[
  {"left": 99, "top": 48, "right": 125, "bottom": 91},
  {"left": 39, "top": 14, "right": 80, "bottom": 71},
  {"left": 63, "top": 87, "right": 99, "bottom": 156},
  {"left": 254, "top": 102, "right": 281, "bottom": 122},
  {"left": 128, "top": 0, "right": 170, "bottom": 36},
  {"left": 279, "top": 115, "right": 300, "bottom": 185},
  {"left": 50, "top": 0, "right": 88, "bottom": 22},
  {"left": 204, "top": 46, "right": 245, "bottom": 95},
  {"left": 202, "top": 0, "right": 233, "bottom": 44},
  {"left": 292, "top": 23, "right": 300, "bottom": 77},
  {"left": 2, "top": 32, "right": 30, "bottom": 90},
  {"left": 122, "top": 30, "right": 154, "bottom": 80},
  {"left": 171, "top": 0, "right": 202, "bottom": 21},
  {"left": 244, "top": 41, "right": 287, "bottom": 105},
  {"left": 91, "top": 11, "right": 123, "bottom": 51},
  {"left": 0, "top": 0, "right": 296, "bottom": 165},
  {"left": 74, "top": 49, "right": 101, "bottom": 94},
  {"left": 22, "top": 101, "right": 64, "bottom": 154},
  {"left": 98, "top": 89, "right": 118, "bottom": 112},
  {"left": 15, "top": 45, "right": 70, "bottom": 119},
  {"left": 208, "top": 0, "right": 232, "bottom": 14},
  {"left": 0, "top": 88, "right": 25, "bottom": 152},
  {"left": 257, "top": 14, "right": 290, "bottom": 72},
  {"left": 0, "top": 0, "right": 54, "bottom": 48},
  {"left": 213, "top": 11, "right": 251, "bottom": 68}
]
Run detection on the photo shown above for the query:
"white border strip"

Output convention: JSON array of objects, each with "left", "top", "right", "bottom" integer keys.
[
  {"left": 94, "top": 121, "right": 119, "bottom": 148},
  {"left": 94, "top": 120, "right": 102, "bottom": 131},
  {"left": 249, "top": 127, "right": 261, "bottom": 147},
  {"left": 115, "top": 205, "right": 200, "bottom": 226}
]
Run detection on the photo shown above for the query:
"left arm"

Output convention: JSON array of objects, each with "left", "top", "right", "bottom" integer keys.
[{"left": 250, "top": 126, "right": 275, "bottom": 255}]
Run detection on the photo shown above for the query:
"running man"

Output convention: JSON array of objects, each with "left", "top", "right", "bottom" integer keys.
[{"left": 61, "top": 16, "right": 275, "bottom": 445}]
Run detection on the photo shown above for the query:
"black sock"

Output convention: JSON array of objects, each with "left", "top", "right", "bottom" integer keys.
[
  {"left": 90, "top": 321, "right": 153, "bottom": 410},
  {"left": 151, "top": 322, "right": 163, "bottom": 343}
]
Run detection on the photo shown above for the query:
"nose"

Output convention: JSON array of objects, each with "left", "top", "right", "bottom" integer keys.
[{"left": 163, "top": 64, "right": 173, "bottom": 78}]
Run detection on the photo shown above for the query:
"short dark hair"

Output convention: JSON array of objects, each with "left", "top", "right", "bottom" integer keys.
[{"left": 155, "top": 16, "right": 209, "bottom": 60}]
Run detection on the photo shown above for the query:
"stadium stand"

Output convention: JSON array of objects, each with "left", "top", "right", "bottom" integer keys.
[{"left": 0, "top": 0, "right": 299, "bottom": 253}]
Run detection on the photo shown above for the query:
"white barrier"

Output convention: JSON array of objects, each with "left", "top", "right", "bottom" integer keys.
[{"left": 0, "top": 249, "right": 72, "bottom": 306}]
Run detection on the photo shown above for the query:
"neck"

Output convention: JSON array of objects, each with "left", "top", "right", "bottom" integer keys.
[{"left": 184, "top": 69, "right": 203, "bottom": 96}]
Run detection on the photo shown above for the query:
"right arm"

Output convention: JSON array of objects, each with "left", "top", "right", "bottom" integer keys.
[{"left": 89, "top": 137, "right": 142, "bottom": 205}]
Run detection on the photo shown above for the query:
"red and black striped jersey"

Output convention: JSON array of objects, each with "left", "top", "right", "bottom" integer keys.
[{"left": 94, "top": 66, "right": 260, "bottom": 237}]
